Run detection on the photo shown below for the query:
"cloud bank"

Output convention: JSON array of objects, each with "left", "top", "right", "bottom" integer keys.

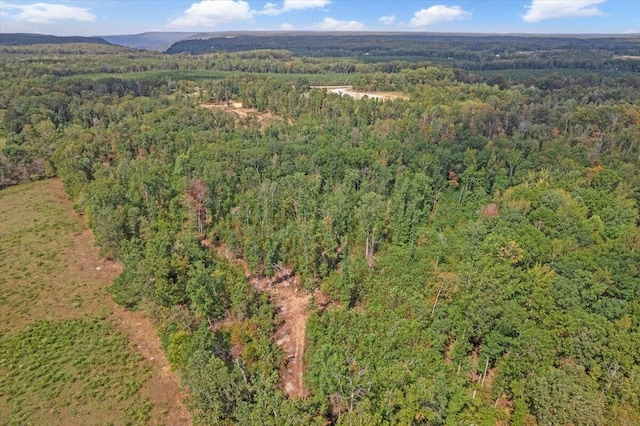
[
  {"left": 312, "top": 17, "right": 366, "bottom": 31},
  {"left": 168, "top": 0, "right": 254, "bottom": 28},
  {"left": 379, "top": 14, "right": 396, "bottom": 25},
  {"left": 410, "top": 5, "right": 471, "bottom": 28},
  {"left": 283, "top": 0, "right": 330, "bottom": 11},
  {"left": 3, "top": 2, "right": 96, "bottom": 24},
  {"left": 260, "top": 0, "right": 330, "bottom": 16},
  {"left": 523, "top": 0, "right": 606, "bottom": 23}
]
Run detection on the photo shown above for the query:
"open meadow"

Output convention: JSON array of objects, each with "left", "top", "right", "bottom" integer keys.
[{"left": 0, "top": 179, "right": 189, "bottom": 425}]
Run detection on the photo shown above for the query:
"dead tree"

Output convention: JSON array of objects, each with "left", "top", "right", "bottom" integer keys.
[{"left": 186, "top": 178, "right": 208, "bottom": 235}]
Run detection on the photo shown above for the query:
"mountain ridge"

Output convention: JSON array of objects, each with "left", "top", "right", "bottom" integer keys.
[
  {"left": 0, "top": 33, "right": 110, "bottom": 46},
  {"left": 101, "top": 32, "right": 198, "bottom": 51}
]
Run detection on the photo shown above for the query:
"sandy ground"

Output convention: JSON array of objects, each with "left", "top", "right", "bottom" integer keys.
[
  {"left": 200, "top": 102, "right": 283, "bottom": 129},
  {"left": 311, "top": 85, "right": 409, "bottom": 101},
  {"left": 201, "top": 101, "right": 253, "bottom": 118}
]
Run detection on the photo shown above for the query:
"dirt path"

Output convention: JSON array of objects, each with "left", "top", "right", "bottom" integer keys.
[
  {"left": 217, "top": 245, "right": 311, "bottom": 398},
  {"left": 50, "top": 179, "right": 192, "bottom": 425},
  {"left": 113, "top": 305, "right": 192, "bottom": 426}
]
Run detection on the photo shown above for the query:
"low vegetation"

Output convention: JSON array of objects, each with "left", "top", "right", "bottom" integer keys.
[
  {"left": 0, "top": 180, "right": 151, "bottom": 424},
  {"left": 0, "top": 319, "right": 151, "bottom": 424}
]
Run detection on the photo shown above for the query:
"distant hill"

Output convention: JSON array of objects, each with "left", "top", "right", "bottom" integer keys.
[
  {"left": 102, "top": 32, "right": 198, "bottom": 51},
  {"left": 0, "top": 33, "right": 110, "bottom": 46},
  {"left": 164, "top": 32, "right": 640, "bottom": 65}
]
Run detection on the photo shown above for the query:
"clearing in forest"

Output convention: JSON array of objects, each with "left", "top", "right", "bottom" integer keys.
[
  {"left": 0, "top": 179, "right": 191, "bottom": 425},
  {"left": 200, "top": 101, "right": 284, "bottom": 129},
  {"left": 216, "top": 245, "right": 311, "bottom": 398},
  {"left": 311, "top": 85, "right": 409, "bottom": 101},
  {"left": 201, "top": 101, "right": 255, "bottom": 118}
]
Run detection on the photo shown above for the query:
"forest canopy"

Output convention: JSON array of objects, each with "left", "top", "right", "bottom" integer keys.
[{"left": 1, "top": 37, "right": 639, "bottom": 425}]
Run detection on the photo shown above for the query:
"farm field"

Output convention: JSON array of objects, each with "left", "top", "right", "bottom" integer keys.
[{"left": 0, "top": 179, "right": 190, "bottom": 425}]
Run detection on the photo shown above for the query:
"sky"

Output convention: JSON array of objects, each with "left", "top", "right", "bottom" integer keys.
[{"left": 1, "top": 0, "right": 639, "bottom": 36}]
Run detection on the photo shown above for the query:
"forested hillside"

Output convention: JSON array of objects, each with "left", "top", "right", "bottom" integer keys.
[
  {"left": 166, "top": 33, "right": 640, "bottom": 72},
  {"left": 0, "top": 33, "right": 111, "bottom": 46},
  {"left": 1, "top": 41, "right": 640, "bottom": 425}
]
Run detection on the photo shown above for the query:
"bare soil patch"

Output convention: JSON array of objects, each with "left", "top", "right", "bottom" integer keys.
[
  {"left": 216, "top": 244, "right": 311, "bottom": 398},
  {"left": 481, "top": 203, "right": 499, "bottom": 217},
  {"left": 312, "top": 85, "right": 409, "bottom": 101},
  {"left": 200, "top": 101, "right": 284, "bottom": 129},
  {"left": 201, "top": 101, "right": 255, "bottom": 118}
]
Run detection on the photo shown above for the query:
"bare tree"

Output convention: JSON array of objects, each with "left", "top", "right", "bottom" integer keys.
[
  {"left": 330, "top": 360, "right": 372, "bottom": 425},
  {"left": 186, "top": 178, "right": 208, "bottom": 234}
]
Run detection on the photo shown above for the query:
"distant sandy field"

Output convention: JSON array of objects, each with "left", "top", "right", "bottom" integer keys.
[{"left": 311, "top": 85, "right": 409, "bottom": 101}]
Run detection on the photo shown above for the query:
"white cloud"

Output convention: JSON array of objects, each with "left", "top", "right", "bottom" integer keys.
[
  {"left": 260, "top": 0, "right": 330, "bottom": 15},
  {"left": 261, "top": 2, "right": 280, "bottom": 15},
  {"left": 280, "top": 22, "right": 295, "bottom": 30},
  {"left": 522, "top": 0, "right": 606, "bottom": 23},
  {"left": 167, "top": 0, "right": 254, "bottom": 29},
  {"left": 2, "top": 2, "right": 95, "bottom": 24},
  {"left": 311, "top": 17, "right": 366, "bottom": 31},
  {"left": 410, "top": 5, "right": 471, "bottom": 27},
  {"left": 283, "top": 0, "right": 330, "bottom": 11},
  {"left": 379, "top": 14, "right": 396, "bottom": 25}
]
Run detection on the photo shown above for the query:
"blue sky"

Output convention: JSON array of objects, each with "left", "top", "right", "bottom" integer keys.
[{"left": 1, "top": 0, "right": 638, "bottom": 36}]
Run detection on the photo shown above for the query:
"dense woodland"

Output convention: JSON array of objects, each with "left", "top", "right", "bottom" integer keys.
[
  {"left": 2, "top": 38, "right": 640, "bottom": 425},
  {"left": 166, "top": 33, "right": 640, "bottom": 72}
]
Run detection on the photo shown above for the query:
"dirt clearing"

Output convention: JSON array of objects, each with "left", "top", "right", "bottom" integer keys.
[
  {"left": 312, "top": 85, "right": 409, "bottom": 101},
  {"left": 200, "top": 101, "right": 285, "bottom": 129},
  {"left": 216, "top": 244, "right": 311, "bottom": 398},
  {"left": 201, "top": 101, "right": 253, "bottom": 118}
]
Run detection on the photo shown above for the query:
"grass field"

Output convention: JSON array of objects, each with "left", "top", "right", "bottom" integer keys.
[
  {"left": 0, "top": 179, "right": 152, "bottom": 425},
  {"left": 60, "top": 69, "right": 356, "bottom": 85}
]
